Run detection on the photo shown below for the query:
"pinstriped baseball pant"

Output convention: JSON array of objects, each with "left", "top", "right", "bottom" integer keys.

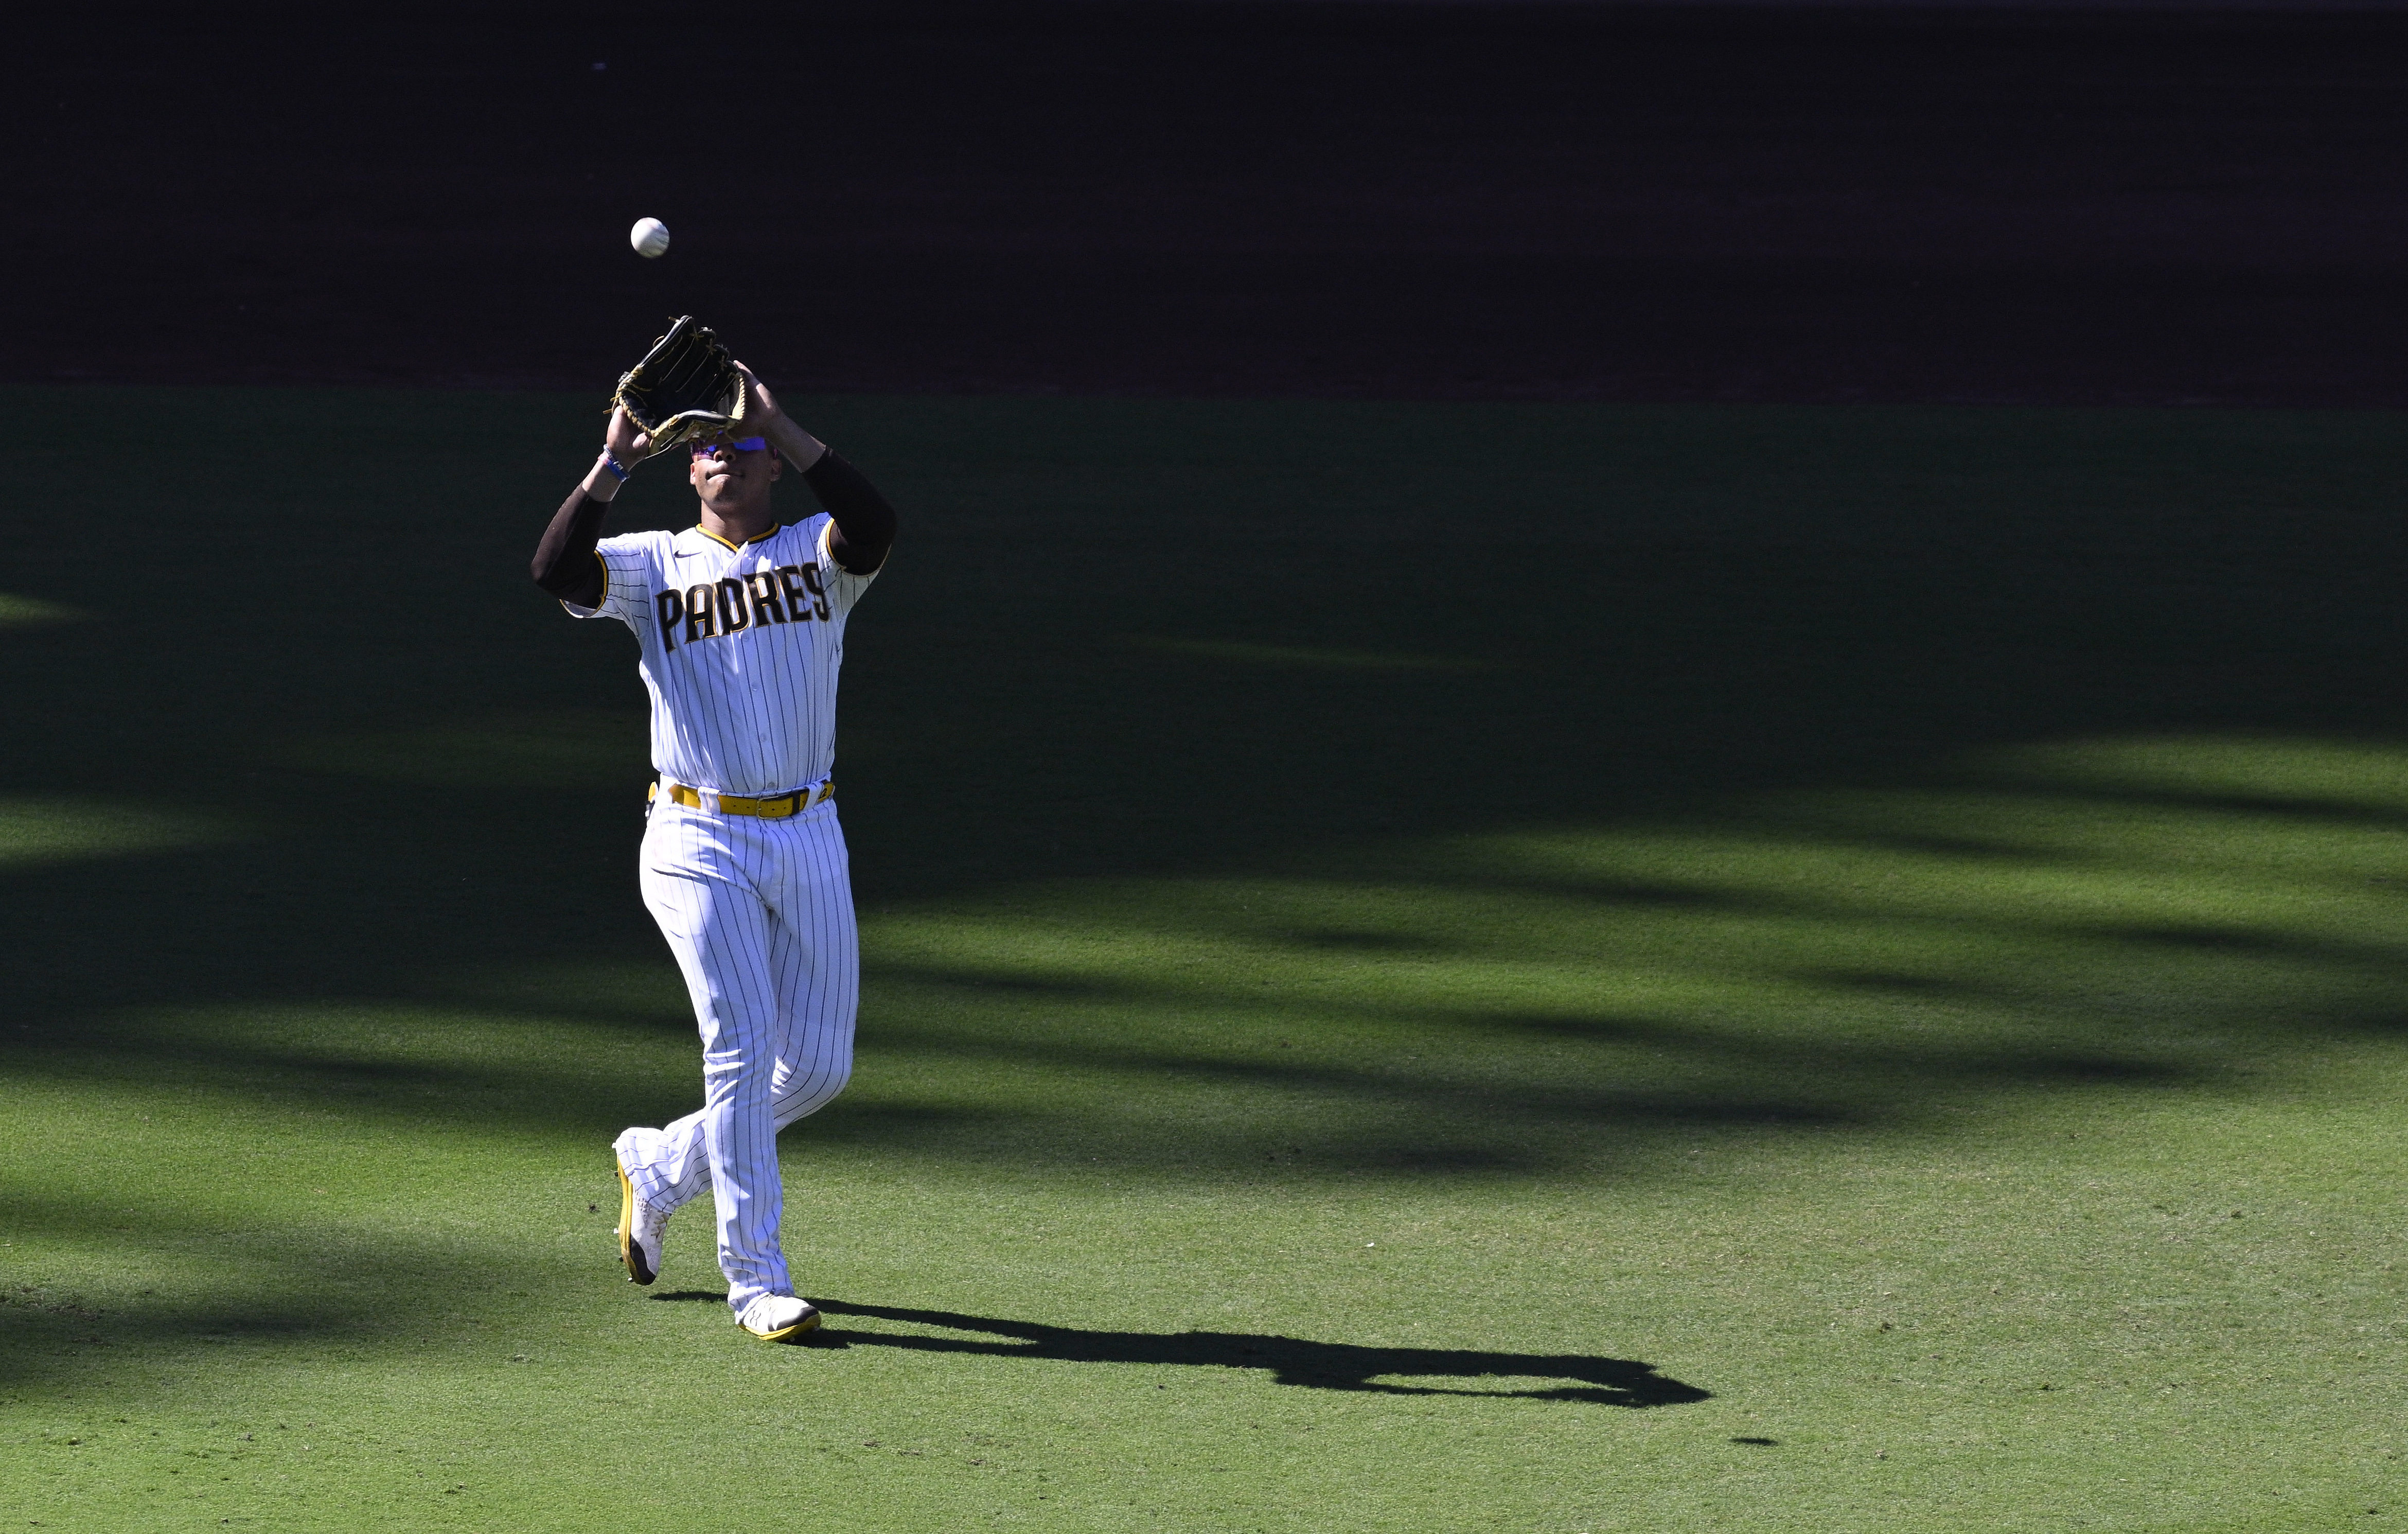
[{"left": 615, "top": 792, "right": 858, "bottom": 1316}]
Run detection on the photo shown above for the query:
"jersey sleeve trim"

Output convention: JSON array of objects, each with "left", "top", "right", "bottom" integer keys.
[
  {"left": 815, "top": 518, "right": 881, "bottom": 606},
  {"left": 560, "top": 549, "right": 612, "bottom": 618}
]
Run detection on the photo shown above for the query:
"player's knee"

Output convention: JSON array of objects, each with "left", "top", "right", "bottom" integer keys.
[
  {"left": 784, "top": 1059, "right": 851, "bottom": 1106},
  {"left": 699, "top": 1052, "right": 780, "bottom": 1110},
  {"left": 772, "top": 1061, "right": 852, "bottom": 1127}
]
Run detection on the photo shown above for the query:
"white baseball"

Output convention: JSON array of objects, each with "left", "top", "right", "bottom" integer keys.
[{"left": 630, "top": 217, "right": 671, "bottom": 259}]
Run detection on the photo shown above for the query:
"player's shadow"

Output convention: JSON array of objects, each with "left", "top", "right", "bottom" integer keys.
[{"left": 784, "top": 1298, "right": 1709, "bottom": 1406}]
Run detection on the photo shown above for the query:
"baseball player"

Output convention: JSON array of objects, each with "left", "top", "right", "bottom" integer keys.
[{"left": 529, "top": 362, "right": 896, "bottom": 1342}]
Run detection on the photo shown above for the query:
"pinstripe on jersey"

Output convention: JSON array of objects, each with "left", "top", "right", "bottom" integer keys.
[{"left": 570, "top": 513, "right": 876, "bottom": 798}]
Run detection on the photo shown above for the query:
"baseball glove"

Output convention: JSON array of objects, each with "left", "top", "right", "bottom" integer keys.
[{"left": 612, "top": 315, "right": 747, "bottom": 451}]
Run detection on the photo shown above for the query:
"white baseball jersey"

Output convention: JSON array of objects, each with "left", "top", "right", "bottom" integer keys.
[
  {"left": 572, "top": 505, "right": 881, "bottom": 1318},
  {"left": 569, "top": 512, "right": 876, "bottom": 796}
]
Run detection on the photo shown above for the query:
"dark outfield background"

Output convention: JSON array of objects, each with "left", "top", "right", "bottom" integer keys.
[{"left": 7, "top": 0, "right": 2408, "bottom": 407}]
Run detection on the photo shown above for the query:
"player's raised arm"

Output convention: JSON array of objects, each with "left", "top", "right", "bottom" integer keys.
[
  {"left": 532, "top": 406, "right": 654, "bottom": 607},
  {"left": 736, "top": 363, "right": 897, "bottom": 575}
]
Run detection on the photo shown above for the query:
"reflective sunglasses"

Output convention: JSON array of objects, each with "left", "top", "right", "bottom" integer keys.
[{"left": 691, "top": 436, "right": 769, "bottom": 456}]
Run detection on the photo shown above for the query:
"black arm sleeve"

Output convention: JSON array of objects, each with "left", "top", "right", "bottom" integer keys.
[
  {"left": 532, "top": 487, "right": 609, "bottom": 609},
  {"left": 805, "top": 450, "right": 897, "bottom": 575}
]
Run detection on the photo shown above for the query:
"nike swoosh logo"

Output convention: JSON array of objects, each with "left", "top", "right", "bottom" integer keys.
[{"left": 674, "top": 550, "right": 706, "bottom": 559}]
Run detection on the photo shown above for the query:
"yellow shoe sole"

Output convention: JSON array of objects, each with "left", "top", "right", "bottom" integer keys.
[
  {"left": 741, "top": 1309, "right": 823, "bottom": 1344},
  {"left": 616, "top": 1156, "right": 656, "bottom": 1286}
]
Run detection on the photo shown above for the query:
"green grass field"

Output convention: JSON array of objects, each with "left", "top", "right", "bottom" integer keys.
[{"left": 4, "top": 385, "right": 2408, "bottom": 1530}]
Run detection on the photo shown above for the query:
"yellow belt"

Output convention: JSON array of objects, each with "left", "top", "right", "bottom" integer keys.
[{"left": 650, "top": 780, "right": 834, "bottom": 819}]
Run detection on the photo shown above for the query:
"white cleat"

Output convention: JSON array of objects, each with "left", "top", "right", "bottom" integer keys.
[
  {"left": 735, "top": 1293, "right": 822, "bottom": 1343},
  {"left": 615, "top": 1150, "right": 669, "bottom": 1286}
]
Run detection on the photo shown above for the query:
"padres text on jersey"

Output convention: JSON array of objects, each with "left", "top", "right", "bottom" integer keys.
[{"left": 566, "top": 513, "right": 878, "bottom": 797}]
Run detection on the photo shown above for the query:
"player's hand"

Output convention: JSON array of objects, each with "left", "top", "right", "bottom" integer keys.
[
  {"left": 604, "top": 404, "right": 657, "bottom": 466},
  {"left": 734, "top": 361, "right": 786, "bottom": 427},
  {"left": 731, "top": 359, "right": 827, "bottom": 469}
]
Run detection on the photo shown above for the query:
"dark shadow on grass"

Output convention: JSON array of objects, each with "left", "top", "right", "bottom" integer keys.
[
  {"left": 805, "top": 1299, "right": 1710, "bottom": 1408},
  {"left": 10, "top": 399, "right": 2408, "bottom": 1209},
  {"left": 0, "top": 1248, "right": 507, "bottom": 1390},
  {"left": 1975, "top": 787, "right": 2408, "bottom": 834},
  {"left": 1288, "top": 928, "right": 1449, "bottom": 954},
  {"left": 0, "top": 969, "right": 2203, "bottom": 1181}
]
